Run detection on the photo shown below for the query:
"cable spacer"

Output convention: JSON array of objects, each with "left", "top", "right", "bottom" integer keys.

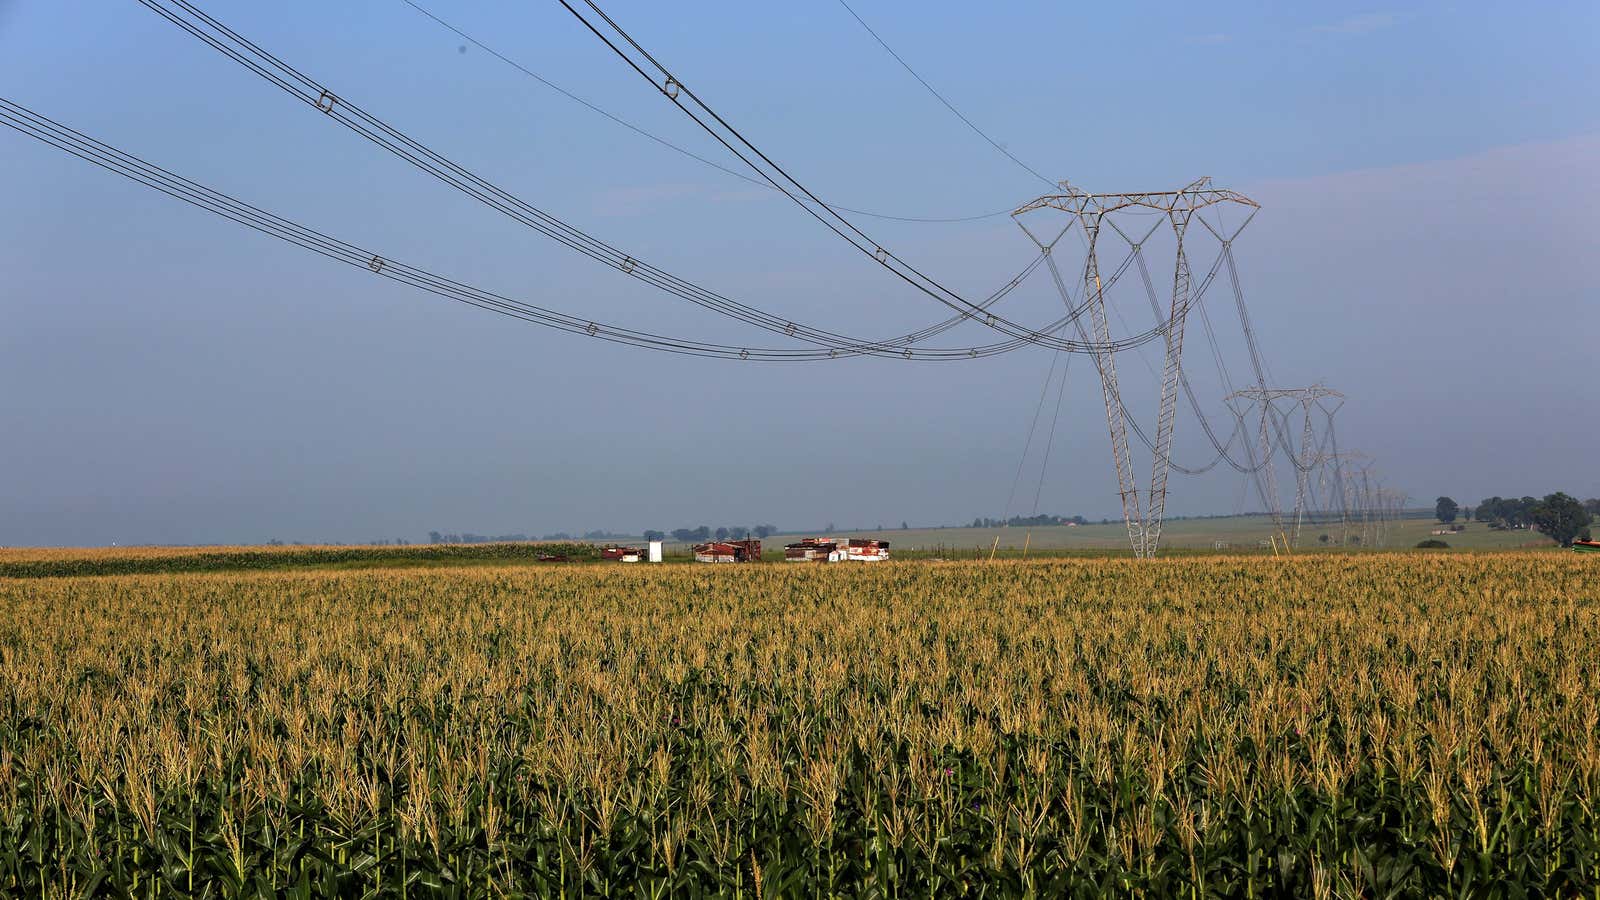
[
  {"left": 969, "top": 348, "right": 978, "bottom": 358},
  {"left": 585, "top": 322, "right": 598, "bottom": 336},
  {"left": 739, "top": 349, "right": 750, "bottom": 360},
  {"left": 316, "top": 90, "right": 337, "bottom": 113},
  {"left": 902, "top": 348, "right": 912, "bottom": 360},
  {"left": 873, "top": 247, "right": 888, "bottom": 263},
  {"left": 828, "top": 349, "right": 838, "bottom": 359},
  {"left": 620, "top": 256, "right": 635, "bottom": 274},
  {"left": 663, "top": 77, "right": 681, "bottom": 100},
  {"left": 784, "top": 322, "right": 796, "bottom": 337},
  {"left": 367, "top": 255, "right": 384, "bottom": 273}
]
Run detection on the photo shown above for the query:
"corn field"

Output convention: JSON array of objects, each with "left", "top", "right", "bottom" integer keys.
[{"left": 0, "top": 554, "right": 1596, "bottom": 897}]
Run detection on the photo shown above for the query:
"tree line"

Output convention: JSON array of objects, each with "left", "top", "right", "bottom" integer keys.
[
  {"left": 1435, "top": 494, "right": 1596, "bottom": 546},
  {"left": 428, "top": 529, "right": 631, "bottom": 544},
  {"left": 969, "top": 514, "right": 1090, "bottom": 529},
  {"left": 649, "top": 525, "right": 779, "bottom": 543}
]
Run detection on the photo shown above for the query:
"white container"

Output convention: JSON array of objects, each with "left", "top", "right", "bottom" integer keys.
[{"left": 648, "top": 540, "right": 663, "bottom": 563}]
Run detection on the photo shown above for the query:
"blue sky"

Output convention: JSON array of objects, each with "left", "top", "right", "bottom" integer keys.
[{"left": 1, "top": 0, "right": 1597, "bottom": 544}]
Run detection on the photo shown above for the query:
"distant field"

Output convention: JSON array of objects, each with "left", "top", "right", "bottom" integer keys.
[
  {"left": 789, "top": 514, "right": 1551, "bottom": 557},
  {"left": 1, "top": 514, "right": 1553, "bottom": 577}
]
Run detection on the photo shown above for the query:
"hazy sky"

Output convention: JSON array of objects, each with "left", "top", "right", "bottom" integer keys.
[{"left": 2, "top": 0, "right": 1597, "bottom": 545}]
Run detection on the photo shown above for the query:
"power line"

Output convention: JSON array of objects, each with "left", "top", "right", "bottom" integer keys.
[
  {"left": 831, "top": 0, "right": 1057, "bottom": 189},
  {"left": 1030, "top": 353, "right": 1073, "bottom": 517},
  {"left": 139, "top": 0, "right": 1172, "bottom": 357},
  {"left": 401, "top": 0, "right": 1015, "bottom": 224},
  {"left": 1001, "top": 352, "right": 1063, "bottom": 523},
  {"left": 549, "top": 0, "right": 1181, "bottom": 353},
  {"left": 0, "top": 97, "right": 1025, "bottom": 362},
  {"left": 132, "top": 0, "right": 1059, "bottom": 358}
]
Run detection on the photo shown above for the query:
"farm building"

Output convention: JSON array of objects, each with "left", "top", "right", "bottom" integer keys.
[
  {"left": 693, "top": 539, "right": 761, "bottom": 563},
  {"left": 600, "top": 545, "right": 645, "bottom": 562},
  {"left": 843, "top": 537, "right": 891, "bottom": 561},
  {"left": 784, "top": 537, "right": 890, "bottom": 562},
  {"left": 784, "top": 538, "right": 839, "bottom": 562}
]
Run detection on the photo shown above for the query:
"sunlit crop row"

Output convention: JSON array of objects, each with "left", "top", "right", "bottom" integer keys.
[{"left": 0, "top": 553, "right": 1595, "bottom": 896}]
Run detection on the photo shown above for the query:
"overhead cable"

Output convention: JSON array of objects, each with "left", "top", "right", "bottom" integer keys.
[
  {"left": 831, "top": 0, "right": 1057, "bottom": 189},
  {"left": 138, "top": 0, "right": 1170, "bottom": 356},
  {"left": 549, "top": 0, "right": 1181, "bottom": 353},
  {"left": 401, "top": 0, "right": 1015, "bottom": 224},
  {"left": 0, "top": 97, "right": 1037, "bottom": 362}
]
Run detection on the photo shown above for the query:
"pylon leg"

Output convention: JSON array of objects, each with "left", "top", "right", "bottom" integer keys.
[{"left": 1143, "top": 212, "right": 1193, "bottom": 555}]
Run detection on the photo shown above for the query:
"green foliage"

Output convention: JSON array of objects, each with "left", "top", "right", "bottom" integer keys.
[
  {"left": 1532, "top": 492, "right": 1593, "bottom": 547},
  {"left": 0, "top": 542, "right": 599, "bottom": 578},
  {"left": 2, "top": 556, "right": 1599, "bottom": 895},
  {"left": 1414, "top": 539, "right": 1449, "bottom": 548},
  {"left": 1434, "top": 496, "right": 1458, "bottom": 523},
  {"left": 1475, "top": 495, "right": 1539, "bottom": 529}
]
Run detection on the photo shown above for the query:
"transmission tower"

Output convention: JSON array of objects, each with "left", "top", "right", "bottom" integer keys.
[
  {"left": 1012, "top": 178, "right": 1258, "bottom": 557},
  {"left": 1346, "top": 464, "right": 1404, "bottom": 549},
  {"left": 1321, "top": 450, "right": 1368, "bottom": 547},
  {"left": 1376, "top": 487, "right": 1409, "bottom": 547},
  {"left": 1225, "top": 385, "right": 1344, "bottom": 549}
]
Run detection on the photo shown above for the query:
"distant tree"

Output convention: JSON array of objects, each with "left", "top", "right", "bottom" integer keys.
[
  {"left": 825, "top": 522, "right": 836, "bottom": 534},
  {"left": 715, "top": 527, "right": 730, "bottom": 541},
  {"left": 670, "top": 528, "right": 695, "bottom": 543},
  {"left": 643, "top": 530, "right": 665, "bottom": 542},
  {"left": 693, "top": 526, "right": 711, "bottom": 542},
  {"left": 729, "top": 526, "right": 750, "bottom": 540},
  {"left": 428, "top": 531, "right": 442, "bottom": 544},
  {"left": 1477, "top": 496, "right": 1538, "bottom": 529},
  {"left": 1585, "top": 498, "right": 1600, "bottom": 517},
  {"left": 1531, "top": 492, "right": 1591, "bottom": 546},
  {"left": 1435, "top": 496, "right": 1459, "bottom": 523},
  {"left": 754, "top": 525, "right": 776, "bottom": 539},
  {"left": 902, "top": 521, "right": 909, "bottom": 530},
  {"left": 1416, "top": 539, "right": 1449, "bottom": 549},
  {"left": 1318, "top": 534, "right": 1330, "bottom": 544}
]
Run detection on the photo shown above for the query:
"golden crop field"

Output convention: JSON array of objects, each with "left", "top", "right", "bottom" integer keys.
[{"left": 1, "top": 554, "right": 1597, "bottom": 897}]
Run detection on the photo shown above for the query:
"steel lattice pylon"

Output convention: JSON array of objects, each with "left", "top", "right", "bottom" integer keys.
[
  {"left": 1013, "top": 178, "right": 1259, "bottom": 557},
  {"left": 1225, "top": 384, "right": 1345, "bottom": 549}
]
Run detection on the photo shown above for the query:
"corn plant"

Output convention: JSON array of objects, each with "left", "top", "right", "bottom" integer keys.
[{"left": 0, "top": 553, "right": 1596, "bottom": 896}]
